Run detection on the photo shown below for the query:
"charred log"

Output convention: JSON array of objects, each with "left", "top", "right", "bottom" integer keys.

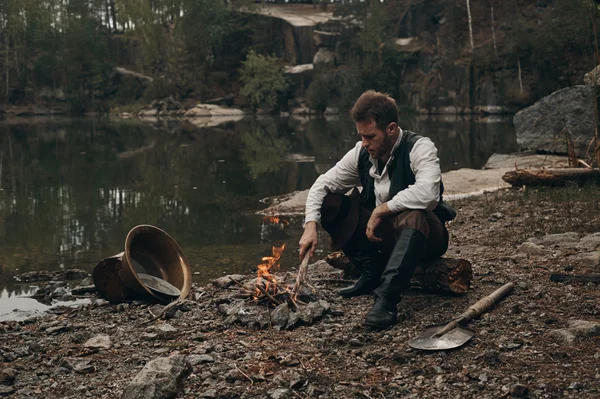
[{"left": 502, "top": 168, "right": 600, "bottom": 187}]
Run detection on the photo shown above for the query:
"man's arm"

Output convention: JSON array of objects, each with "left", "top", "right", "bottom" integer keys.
[
  {"left": 299, "top": 143, "right": 362, "bottom": 259},
  {"left": 365, "top": 138, "right": 441, "bottom": 243},
  {"left": 386, "top": 137, "right": 441, "bottom": 213}
]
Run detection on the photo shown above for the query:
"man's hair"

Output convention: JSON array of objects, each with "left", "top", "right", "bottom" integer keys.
[{"left": 350, "top": 90, "right": 398, "bottom": 131}]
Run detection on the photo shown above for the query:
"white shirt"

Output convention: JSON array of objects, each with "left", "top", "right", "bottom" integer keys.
[{"left": 304, "top": 129, "right": 441, "bottom": 225}]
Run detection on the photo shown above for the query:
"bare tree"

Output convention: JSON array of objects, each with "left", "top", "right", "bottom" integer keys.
[
  {"left": 466, "top": 0, "right": 474, "bottom": 51},
  {"left": 490, "top": 0, "right": 498, "bottom": 59}
]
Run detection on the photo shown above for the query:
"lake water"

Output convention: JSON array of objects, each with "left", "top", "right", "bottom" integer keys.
[{"left": 0, "top": 114, "right": 517, "bottom": 319}]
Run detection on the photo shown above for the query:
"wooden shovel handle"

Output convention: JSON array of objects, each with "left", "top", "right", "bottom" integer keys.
[{"left": 457, "top": 282, "right": 515, "bottom": 324}]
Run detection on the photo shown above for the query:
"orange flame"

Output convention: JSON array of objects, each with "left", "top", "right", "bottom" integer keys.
[
  {"left": 263, "top": 216, "right": 289, "bottom": 226},
  {"left": 256, "top": 244, "right": 286, "bottom": 296}
]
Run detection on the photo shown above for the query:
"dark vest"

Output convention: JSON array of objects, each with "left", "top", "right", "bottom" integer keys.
[{"left": 357, "top": 130, "right": 455, "bottom": 222}]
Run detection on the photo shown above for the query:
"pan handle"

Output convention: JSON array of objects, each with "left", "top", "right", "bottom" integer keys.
[{"left": 457, "top": 282, "right": 515, "bottom": 324}]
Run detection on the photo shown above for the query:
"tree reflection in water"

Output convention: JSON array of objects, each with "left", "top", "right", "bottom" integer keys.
[{"left": 0, "top": 115, "right": 516, "bottom": 301}]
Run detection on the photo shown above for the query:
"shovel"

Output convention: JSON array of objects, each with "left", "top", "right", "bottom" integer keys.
[{"left": 408, "top": 282, "right": 514, "bottom": 351}]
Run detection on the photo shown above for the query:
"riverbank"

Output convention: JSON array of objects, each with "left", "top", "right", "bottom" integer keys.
[
  {"left": 1, "top": 183, "right": 600, "bottom": 398},
  {"left": 258, "top": 152, "right": 570, "bottom": 216}
]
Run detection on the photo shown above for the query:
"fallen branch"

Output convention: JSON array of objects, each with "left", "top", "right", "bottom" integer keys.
[
  {"left": 138, "top": 299, "right": 186, "bottom": 326},
  {"left": 502, "top": 168, "right": 600, "bottom": 187},
  {"left": 550, "top": 273, "right": 600, "bottom": 283}
]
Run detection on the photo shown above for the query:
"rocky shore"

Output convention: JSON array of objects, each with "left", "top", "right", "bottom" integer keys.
[{"left": 1, "top": 182, "right": 600, "bottom": 398}]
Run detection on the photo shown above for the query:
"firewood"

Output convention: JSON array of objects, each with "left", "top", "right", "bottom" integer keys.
[
  {"left": 325, "top": 252, "right": 472, "bottom": 294},
  {"left": 550, "top": 273, "right": 600, "bottom": 283},
  {"left": 502, "top": 168, "right": 600, "bottom": 187},
  {"left": 292, "top": 254, "right": 313, "bottom": 298},
  {"left": 255, "top": 284, "right": 282, "bottom": 306}
]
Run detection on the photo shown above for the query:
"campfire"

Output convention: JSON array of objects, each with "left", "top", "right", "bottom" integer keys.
[
  {"left": 252, "top": 243, "right": 305, "bottom": 310},
  {"left": 219, "top": 245, "right": 330, "bottom": 330}
]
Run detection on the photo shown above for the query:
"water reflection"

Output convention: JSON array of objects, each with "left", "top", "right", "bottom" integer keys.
[{"left": 0, "top": 115, "right": 516, "bottom": 317}]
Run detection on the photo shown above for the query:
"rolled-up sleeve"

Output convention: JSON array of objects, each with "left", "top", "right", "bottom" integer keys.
[
  {"left": 387, "top": 137, "right": 441, "bottom": 213},
  {"left": 304, "top": 142, "right": 362, "bottom": 225}
]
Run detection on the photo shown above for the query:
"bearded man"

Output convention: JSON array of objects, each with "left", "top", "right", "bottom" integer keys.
[{"left": 298, "top": 90, "right": 456, "bottom": 329}]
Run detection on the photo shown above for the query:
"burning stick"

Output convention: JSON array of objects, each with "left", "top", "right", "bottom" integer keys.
[
  {"left": 255, "top": 283, "right": 282, "bottom": 306},
  {"left": 292, "top": 253, "right": 313, "bottom": 299}
]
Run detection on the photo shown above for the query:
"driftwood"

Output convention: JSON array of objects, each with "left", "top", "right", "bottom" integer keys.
[
  {"left": 502, "top": 168, "right": 600, "bottom": 187},
  {"left": 550, "top": 273, "right": 600, "bottom": 283},
  {"left": 325, "top": 251, "right": 472, "bottom": 294}
]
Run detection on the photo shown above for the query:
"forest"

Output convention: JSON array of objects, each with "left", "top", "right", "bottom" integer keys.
[{"left": 0, "top": 0, "right": 597, "bottom": 114}]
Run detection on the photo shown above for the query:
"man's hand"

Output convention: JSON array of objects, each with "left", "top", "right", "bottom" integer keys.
[
  {"left": 366, "top": 203, "right": 393, "bottom": 243},
  {"left": 299, "top": 221, "right": 318, "bottom": 259}
]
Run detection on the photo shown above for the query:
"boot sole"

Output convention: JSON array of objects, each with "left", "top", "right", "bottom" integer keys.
[{"left": 337, "top": 290, "right": 375, "bottom": 299}]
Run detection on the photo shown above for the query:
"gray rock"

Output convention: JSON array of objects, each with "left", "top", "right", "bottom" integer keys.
[
  {"left": 198, "top": 389, "right": 217, "bottom": 398},
  {"left": 212, "top": 274, "right": 247, "bottom": 289},
  {"left": 565, "top": 251, "right": 600, "bottom": 264},
  {"left": 568, "top": 320, "right": 600, "bottom": 337},
  {"left": 63, "top": 358, "right": 95, "bottom": 374},
  {"left": 517, "top": 242, "right": 551, "bottom": 256},
  {"left": 0, "top": 368, "right": 16, "bottom": 384},
  {"left": 271, "top": 303, "right": 291, "bottom": 330},
  {"left": 549, "top": 320, "right": 600, "bottom": 344},
  {"left": 289, "top": 372, "right": 306, "bottom": 389},
  {"left": 187, "top": 354, "right": 214, "bottom": 366},
  {"left": 268, "top": 388, "right": 292, "bottom": 399},
  {"left": 577, "top": 233, "right": 600, "bottom": 250},
  {"left": 224, "top": 369, "right": 246, "bottom": 382},
  {"left": 83, "top": 334, "right": 111, "bottom": 350},
  {"left": 528, "top": 232, "right": 580, "bottom": 247},
  {"left": 514, "top": 85, "right": 595, "bottom": 156},
  {"left": 155, "top": 324, "right": 178, "bottom": 340},
  {"left": 279, "top": 354, "right": 300, "bottom": 367},
  {"left": 121, "top": 356, "right": 191, "bottom": 399}
]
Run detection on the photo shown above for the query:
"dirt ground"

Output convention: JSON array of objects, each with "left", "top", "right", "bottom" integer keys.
[{"left": 1, "top": 185, "right": 600, "bottom": 399}]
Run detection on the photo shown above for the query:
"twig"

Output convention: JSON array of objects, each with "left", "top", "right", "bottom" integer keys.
[
  {"left": 292, "top": 253, "right": 312, "bottom": 298},
  {"left": 234, "top": 363, "right": 254, "bottom": 385},
  {"left": 256, "top": 284, "right": 281, "bottom": 306},
  {"left": 229, "top": 277, "right": 253, "bottom": 293},
  {"left": 138, "top": 299, "right": 184, "bottom": 326}
]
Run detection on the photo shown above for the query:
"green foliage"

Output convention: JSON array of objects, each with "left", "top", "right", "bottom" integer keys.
[
  {"left": 239, "top": 120, "right": 290, "bottom": 179},
  {"left": 321, "top": 1, "right": 415, "bottom": 110},
  {"left": 306, "top": 76, "right": 332, "bottom": 114},
  {"left": 500, "top": 0, "right": 598, "bottom": 96},
  {"left": 142, "top": 77, "right": 177, "bottom": 103},
  {"left": 239, "top": 51, "right": 287, "bottom": 109},
  {"left": 63, "top": 8, "right": 113, "bottom": 113}
]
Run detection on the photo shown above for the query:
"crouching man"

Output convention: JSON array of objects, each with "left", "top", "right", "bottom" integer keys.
[{"left": 298, "top": 90, "right": 455, "bottom": 329}]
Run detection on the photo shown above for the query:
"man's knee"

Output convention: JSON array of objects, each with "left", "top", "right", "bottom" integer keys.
[{"left": 392, "top": 210, "right": 429, "bottom": 236}]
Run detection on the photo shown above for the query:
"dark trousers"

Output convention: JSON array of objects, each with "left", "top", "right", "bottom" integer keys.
[{"left": 338, "top": 207, "right": 449, "bottom": 265}]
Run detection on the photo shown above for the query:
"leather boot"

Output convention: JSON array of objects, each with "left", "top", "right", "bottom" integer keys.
[
  {"left": 364, "top": 228, "right": 426, "bottom": 329},
  {"left": 337, "top": 251, "right": 383, "bottom": 298}
]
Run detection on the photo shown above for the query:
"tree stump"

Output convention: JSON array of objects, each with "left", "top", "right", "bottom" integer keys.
[{"left": 325, "top": 251, "right": 472, "bottom": 294}]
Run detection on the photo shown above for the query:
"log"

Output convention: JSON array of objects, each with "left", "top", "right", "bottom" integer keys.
[
  {"left": 550, "top": 273, "right": 600, "bottom": 283},
  {"left": 325, "top": 251, "right": 472, "bottom": 294},
  {"left": 502, "top": 168, "right": 600, "bottom": 187}
]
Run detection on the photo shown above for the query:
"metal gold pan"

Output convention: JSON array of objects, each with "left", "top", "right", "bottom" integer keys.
[{"left": 121, "top": 225, "right": 192, "bottom": 303}]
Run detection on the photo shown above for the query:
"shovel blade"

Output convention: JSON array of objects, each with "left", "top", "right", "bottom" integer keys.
[{"left": 408, "top": 324, "right": 475, "bottom": 351}]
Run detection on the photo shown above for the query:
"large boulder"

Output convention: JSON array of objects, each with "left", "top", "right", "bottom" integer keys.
[{"left": 514, "top": 85, "right": 596, "bottom": 156}]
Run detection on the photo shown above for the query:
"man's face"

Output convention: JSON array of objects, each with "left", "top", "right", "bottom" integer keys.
[{"left": 356, "top": 119, "right": 397, "bottom": 161}]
